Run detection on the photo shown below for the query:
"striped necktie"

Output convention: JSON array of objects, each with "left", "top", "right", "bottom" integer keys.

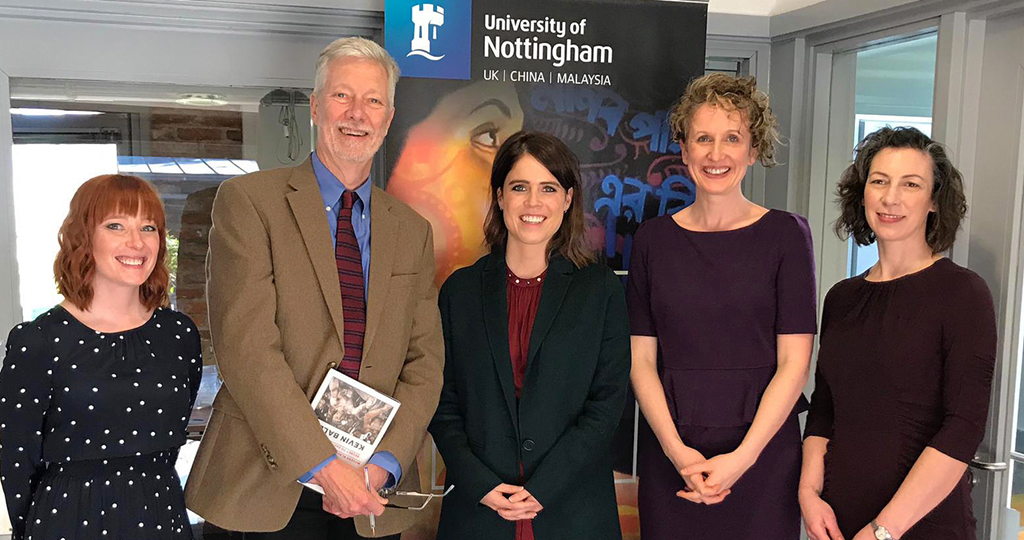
[{"left": 335, "top": 191, "right": 366, "bottom": 379}]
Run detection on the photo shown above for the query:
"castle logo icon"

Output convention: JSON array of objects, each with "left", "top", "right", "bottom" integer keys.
[
  {"left": 409, "top": 4, "right": 446, "bottom": 61},
  {"left": 385, "top": 0, "right": 468, "bottom": 80}
]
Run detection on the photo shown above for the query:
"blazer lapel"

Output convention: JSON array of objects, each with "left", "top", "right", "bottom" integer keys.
[
  {"left": 285, "top": 159, "right": 346, "bottom": 350},
  {"left": 361, "top": 186, "right": 397, "bottom": 361},
  {"left": 525, "top": 256, "right": 574, "bottom": 374},
  {"left": 481, "top": 253, "right": 519, "bottom": 435}
]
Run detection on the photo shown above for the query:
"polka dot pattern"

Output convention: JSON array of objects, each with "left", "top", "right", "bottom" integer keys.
[
  {"left": 0, "top": 306, "right": 202, "bottom": 539},
  {"left": 24, "top": 451, "right": 191, "bottom": 539}
]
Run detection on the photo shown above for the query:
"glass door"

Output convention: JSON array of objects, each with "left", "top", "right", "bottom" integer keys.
[
  {"left": 976, "top": 11, "right": 1024, "bottom": 540},
  {"left": 809, "top": 17, "right": 1024, "bottom": 539},
  {"left": 813, "top": 32, "right": 938, "bottom": 290},
  {"left": 809, "top": 23, "right": 1006, "bottom": 540}
]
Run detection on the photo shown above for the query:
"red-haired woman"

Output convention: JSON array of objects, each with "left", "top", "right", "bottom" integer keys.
[{"left": 0, "top": 174, "right": 202, "bottom": 540}]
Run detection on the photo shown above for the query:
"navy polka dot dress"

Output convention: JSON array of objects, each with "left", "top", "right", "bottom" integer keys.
[{"left": 0, "top": 306, "right": 203, "bottom": 540}]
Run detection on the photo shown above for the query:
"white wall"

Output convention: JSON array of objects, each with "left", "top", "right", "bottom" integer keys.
[
  {"left": 0, "top": 58, "right": 13, "bottom": 536},
  {"left": 0, "top": 3, "right": 377, "bottom": 87},
  {"left": 0, "top": 64, "right": 14, "bottom": 336}
]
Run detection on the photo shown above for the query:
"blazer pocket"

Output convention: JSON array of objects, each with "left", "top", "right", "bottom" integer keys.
[{"left": 389, "top": 273, "right": 418, "bottom": 289}]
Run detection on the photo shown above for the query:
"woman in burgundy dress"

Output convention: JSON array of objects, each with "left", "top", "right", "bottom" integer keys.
[
  {"left": 801, "top": 127, "right": 996, "bottom": 540},
  {"left": 626, "top": 73, "right": 817, "bottom": 538},
  {"left": 429, "top": 131, "right": 630, "bottom": 540}
]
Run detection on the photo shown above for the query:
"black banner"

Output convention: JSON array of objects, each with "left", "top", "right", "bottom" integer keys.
[{"left": 384, "top": 1, "right": 707, "bottom": 535}]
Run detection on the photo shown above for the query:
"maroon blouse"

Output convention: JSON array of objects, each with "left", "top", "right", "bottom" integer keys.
[
  {"left": 507, "top": 266, "right": 545, "bottom": 540},
  {"left": 507, "top": 267, "right": 545, "bottom": 398}
]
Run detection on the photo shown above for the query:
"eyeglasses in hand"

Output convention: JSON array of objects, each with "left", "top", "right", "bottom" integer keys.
[{"left": 379, "top": 484, "right": 455, "bottom": 510}]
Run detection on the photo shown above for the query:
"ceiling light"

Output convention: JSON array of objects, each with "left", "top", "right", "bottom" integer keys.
[
  {"left": 175, "top": 93, "right": 228, "bottom": 107},
  {"left": 10, "top": 108, "right": 104, "bottom": 116}
]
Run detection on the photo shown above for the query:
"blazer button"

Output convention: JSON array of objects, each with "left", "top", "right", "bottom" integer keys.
[
  {"left": 327, "top": 361, "right": 338, "bottom": 370},
  {"left": 522, "top": 439, "right": 536, "bottom": 452}
]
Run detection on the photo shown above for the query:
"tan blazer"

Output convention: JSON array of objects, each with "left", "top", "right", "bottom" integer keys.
[{"left": 184, "top": 158, "right": 444, "bottom": 537}]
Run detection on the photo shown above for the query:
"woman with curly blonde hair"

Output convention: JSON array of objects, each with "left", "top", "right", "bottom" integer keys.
[{"left": 626, "top": 73, "right": 817, "bottom": 538}]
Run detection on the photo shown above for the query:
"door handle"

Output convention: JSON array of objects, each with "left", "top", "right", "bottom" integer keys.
[{"left": 970, "top": 458, "right": 1009, "bottom": 471}]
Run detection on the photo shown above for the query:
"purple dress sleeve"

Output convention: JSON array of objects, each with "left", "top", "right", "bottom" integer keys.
[
  {"left": 625, "top": 223, "right": 656, "bottom": 337},
  {"left": 928, "top": 272, "right": 996, "bottom": 463},
  {"left": 775, "top": 213, "right": 817, "bottom": 335},
  {"left": 804, "top": 287, "right": 838, "bottom": 439},
  {"left": 804, "top": 369, "right": 834, "bottom": 439}
]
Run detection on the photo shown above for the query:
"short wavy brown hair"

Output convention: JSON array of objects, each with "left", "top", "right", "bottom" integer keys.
[
  {"left": 54, "top": 174, "right": 170, "bottom": 311},
  {"left": 668, "top": 73, "right": 780, "bottom": 167},
  {"left": 483, "top": 131, "right": 595, "bottom": 268},
  {"left": 834, "top": 126, "right": 967, "bottom": 254}
]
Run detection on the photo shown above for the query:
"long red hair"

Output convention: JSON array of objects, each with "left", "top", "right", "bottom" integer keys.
[{"left": 54, "top": 174, "right": 169, "bottom": 311}]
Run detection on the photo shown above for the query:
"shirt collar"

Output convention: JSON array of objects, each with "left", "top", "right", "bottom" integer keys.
[{"left": 312, "top": 151, "right": 373, "bottom": 209}]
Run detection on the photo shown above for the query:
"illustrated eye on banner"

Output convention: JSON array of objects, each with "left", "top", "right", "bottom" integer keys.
[
  {"left": 383, "top": 1, "right": 706, "bottom": 538},
  {"left": 385, "top": 0, "right": 707, "bottom": 284}
]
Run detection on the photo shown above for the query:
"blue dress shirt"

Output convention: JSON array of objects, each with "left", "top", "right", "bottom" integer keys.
[
  {"left": 313, "top": 152, "right": 372, "bottom": 293},
  {"left": 298, "top": 152, "right": 401, "bottom": 488}
]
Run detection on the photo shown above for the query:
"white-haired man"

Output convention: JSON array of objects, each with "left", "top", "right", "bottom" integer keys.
[{"left": 185, "top": 37, "right": 443, "bottom": 540}]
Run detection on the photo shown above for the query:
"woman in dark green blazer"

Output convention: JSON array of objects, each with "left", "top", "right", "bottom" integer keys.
[{"left": 429, "top": 131, "right": 630, "bottom": 540}]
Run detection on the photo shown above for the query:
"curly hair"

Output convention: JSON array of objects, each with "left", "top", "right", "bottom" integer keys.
[
  {"left": 483, "top": 131, "right": 595, "bottom": 268},
  {"left": 54, "top": 174, "right": 170, "bottom": 311},
  {"left": 668, "top": 73, "right": 781, "bottom": 167},
  {"left": 834, "top": 126, "right": 967, "bottom": 254}
]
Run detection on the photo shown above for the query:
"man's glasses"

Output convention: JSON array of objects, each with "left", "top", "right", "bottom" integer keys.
[{"left": 381, "top": 484, "right": 455, "bottom": 510}]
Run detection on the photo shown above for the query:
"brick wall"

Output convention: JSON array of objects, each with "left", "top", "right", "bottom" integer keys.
[
  {"left": 149, "top": 108, "right": 244, "bottom": 159},
  {"left": 177, "top": 186, "right": 219, "bottom": 365}
]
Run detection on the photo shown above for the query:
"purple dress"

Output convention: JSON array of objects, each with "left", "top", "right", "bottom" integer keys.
[
  {"left": 626, "top": 210, "right": 817, "bottom": 539},
  {"left": 805, "top": 259, "right": 995, "bottom": 539}
]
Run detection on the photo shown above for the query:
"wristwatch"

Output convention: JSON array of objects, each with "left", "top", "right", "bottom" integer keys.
[{"left": 871, "top": 520, "right": 895, "bottom": 540}]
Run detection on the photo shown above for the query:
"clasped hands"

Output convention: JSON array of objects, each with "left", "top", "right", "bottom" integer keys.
[
  {"left": 668, "top": 442, "right": 755, "bottom": 505},
  {"left": 310, "top": 460, "right": 390, "bottom": 518},
  {"left": 480, "top": 483, "right": 544, "bottom": 521},
  {"left": 800, "top": 488, "right": 882, "bottom": 540}
]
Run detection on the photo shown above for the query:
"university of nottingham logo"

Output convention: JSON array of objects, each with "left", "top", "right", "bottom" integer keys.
[
  {"left": 385, "top": 0, "right": 470, "bottom": 80},
  {"left": 409, "top": 4, "right": 445, "bottom": 61}
]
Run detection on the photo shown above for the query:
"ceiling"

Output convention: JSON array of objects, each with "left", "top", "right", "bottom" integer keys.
[
  {"left": 9, "top": 79, "right": 303, "bottom": 112},
  {"left": 707, "top": 0, "right": 830, "bottom": 16},
  {"left": 5, "top": 0, "right": 848, "bottom": 109}
]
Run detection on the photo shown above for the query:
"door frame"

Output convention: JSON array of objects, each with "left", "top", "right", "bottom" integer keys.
[
  {"left": 0, "top": 61, "right": 16, "bottom": 339},
  {"left": 706, "top": 37, "right": 772, "bottom": 206},
  {"left": 0, "top": 59, "right": 14, "bottom": 536},
  {"left": 993, "top": 62, "right": 1024, "bottom": 539},
  {"left": 803, "top": 19, "right": 939, "bottom": 324}
]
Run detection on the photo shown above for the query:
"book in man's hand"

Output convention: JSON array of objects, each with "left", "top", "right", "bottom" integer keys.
[{"left": 301, "top": 369, "right": 400, "bottom": 493}]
